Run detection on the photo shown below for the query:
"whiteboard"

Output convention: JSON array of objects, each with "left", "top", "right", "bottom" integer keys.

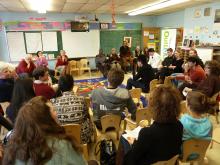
[
  {"left": 7, "top": 32, "right": 26, "bottom": 61},
  {"left": 62, "top": 30, "right": 100, "bottom": 58},
  {"left": 25, "top": 32, "right": 42, "bottom": 53},
  {"left": 42, "top": 32, "right": 58, "bottom": 51}
]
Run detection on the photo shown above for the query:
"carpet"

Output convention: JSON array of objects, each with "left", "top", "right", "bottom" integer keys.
[{"left": 75, "top": 77, "right": 147, "bottom": 107}]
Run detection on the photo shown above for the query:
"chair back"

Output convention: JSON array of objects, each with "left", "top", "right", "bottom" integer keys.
[
  {"left": 69, "top": 60, "right": 78, "bottom": 69},
  {"left": 152, "top": 155, "right": 179, "bottom": 165},
  {"left": 63, "top": 124, "right": 81, "bottom": 144},
  {"left": 181, "top": 139, "right": 211, "bottom": 163},
  {"left": 85, "top": 97, "right": 91, "bottom": 110},
  {"left": 136, "top": 108, "right": 152, "bottom": 126},
  {"left": 164, "top": 76, "right": 173, "bottom": 87},
  {"left": 129, "top": 88, "right": 142, "bottom": 103},
  {"left": 150, "top": 79, "right": 159, "bottom": 92},
  {"left": 0, "top": 102, "right": 10, "bottom": 114},
  {"left": 180, "top": 100, "right": 188, "bottom": 114},
  {"left": 101, "top": 114, "right": 121, "bottom": 139},
  {"left": 80, "top": 59, "right": 89, "bottom": 68}
]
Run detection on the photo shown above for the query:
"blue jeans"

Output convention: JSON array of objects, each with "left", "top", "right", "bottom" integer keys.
[{"left": 170, "top": 73, "right": 184, "bottom": 87}]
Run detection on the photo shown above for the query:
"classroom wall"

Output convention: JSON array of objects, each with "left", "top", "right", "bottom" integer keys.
[
  {"left": 0, "top": 12, "right": 156, "bottom": 69},
  {"left": 184, "top": 2, "right": 220, "bottom": 43},
  {"left": 155, "top": 10, "right": 185, "bottom": 28}
]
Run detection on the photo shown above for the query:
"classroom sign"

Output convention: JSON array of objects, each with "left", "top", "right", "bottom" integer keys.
[{"left": 160, "top": 29, "right": 177, "bottom": 59}]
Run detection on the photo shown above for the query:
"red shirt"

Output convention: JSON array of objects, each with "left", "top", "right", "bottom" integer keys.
[
  {"left": 33, "top": 82, "right": 55, "bottom": 100},
  {"left": 16, "top": 59, "right": 36, "bottom": 75},
  {"left": 55, "top": 55, "right": 68, "bottom": 68},
  {"left": 176, "top": 65, "right": 205, "bottom": 85}
]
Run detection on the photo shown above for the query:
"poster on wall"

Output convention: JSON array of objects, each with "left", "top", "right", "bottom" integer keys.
[
  {"left": 123, "top": 37, "right": 132, "bottom": 47},
  {"left": 160, "top": 29, "right": 177, "bottom": 59},
  {"left": 214, "top": 9, "right": 220, "bottom": 23}
]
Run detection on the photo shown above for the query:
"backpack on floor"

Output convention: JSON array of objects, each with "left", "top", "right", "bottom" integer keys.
[{"left": 95, "top": 139, "right": 116, "bottom": 165}]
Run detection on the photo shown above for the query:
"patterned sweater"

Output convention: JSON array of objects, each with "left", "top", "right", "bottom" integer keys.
[{"left": 51, "top": 91, "right": 93, "bottom": 144}]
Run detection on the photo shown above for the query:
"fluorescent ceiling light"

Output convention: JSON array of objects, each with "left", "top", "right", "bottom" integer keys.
[
  {"left": 29, "top": 0, "right": 51, "bottom": 13},
  {"left": 127, "top": 0, "right": 190, "bottom": 16}
]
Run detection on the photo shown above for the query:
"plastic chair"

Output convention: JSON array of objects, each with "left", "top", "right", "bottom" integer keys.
[
  {"left": 69, "top": 60, "right": 80, "bottom": 76},
  {"left": 124, "top": 107, "right": 153, "bottom": 130},
  {"left": 164, "top": 76, "right": 173, "bottom": 87},
  {"left": 100, "top": 114, "right": 121, "bottom": 140},
  {"left": 180, "top": 100, "right": 188, "bottom": 114},
  {"left": 63, "top": 124, "right": 89, "bottom": 160},
  {"left": 152, "top": 155, "right": 179, "bottom": 165},
  {"left": 79, "top": 58, "right": 91, "bottom": 77},
  {"left": 210, "top": 127, "right": 220, "bottom": 148},
  {"left": 150, "top": 79, "right": 159, "bottom": 92},
  {"left": 209, "top": 92, "right": 219, "bottom": 124},
  {"left": 129, "top": 88, "right": 142, "bottom": 107},
  {"left": 179, "top": 139, "right": 211, "bottom": 165}
]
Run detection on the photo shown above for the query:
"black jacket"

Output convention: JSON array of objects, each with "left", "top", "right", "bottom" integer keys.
[{"left": 123, "top": 121, "right": 183, "bottom": 165}]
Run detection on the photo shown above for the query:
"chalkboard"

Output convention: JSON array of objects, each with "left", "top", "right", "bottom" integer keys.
[{"left": 100, "top": 30, "right": 142, "bottom": 55}]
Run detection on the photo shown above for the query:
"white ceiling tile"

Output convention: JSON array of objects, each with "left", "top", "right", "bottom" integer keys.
[{"left": 80, "top": 4, "right": 100, "bottom": 10}]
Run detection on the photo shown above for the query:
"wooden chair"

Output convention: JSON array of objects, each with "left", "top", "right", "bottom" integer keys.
[
  {"left": 150, "top": 79, "right": 159, "bottom": 92},
  {"left": 179, "top": 139, "right": 211, "bottom": 165},
  {"left": 209, "top": 92, "right": 219, "bottom": 124},
  {"left": 152, "top": 155, "right": 179, "bottom": 165},
  {"left": 124, "top": 107, "right": 153, "bottom": 130},
  {"left": 63, "top": 124, "right": 89, "bottom": 160},
  {"left": 129, "top": 88, "right": 142, "bottom": 107},
  {"left": 0, "top": 102, "right": 10, "bottom": 114},
  {"left": 100, "top": 114, "right": 121, "bottom": 140},
  {"left": 79, "top": 58, "right": 91, "bottom": 77},
  {"left": 69, "top": 60, "right": 80, "bottom": 76},
  {"left": 180, "top": 100, "right": 188, "bottom": 114},
  {"left": 210, "top": 127, "right": 220, "bottom": 148},
  {"left": 164, "top": 76, "right": 173, "bottom": 87}
]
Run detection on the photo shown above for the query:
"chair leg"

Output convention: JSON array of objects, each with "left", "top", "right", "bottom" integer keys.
[
  {"left": 123, "top": 120, "right": 127, "bottom": 130},
  {"left": 215, "top": 112, "right": 219, "bottom": 124},
  {"left": 210, "top": 140, "right": 214, "bottom": 149},
  {"left": 82, "top": 144, "right": 89, "bottom": 160}
]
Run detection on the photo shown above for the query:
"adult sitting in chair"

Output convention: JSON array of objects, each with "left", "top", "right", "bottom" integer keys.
[
  {"left": 183, "top": 60, "right": 220, "bottom": 97},
  {"left": 126, "top": 55, "right": 154, "bottom": 93},
  {"left": 173, "top": 57, "right": 205, "bottom": 96},
  {"left": 91, "top": 68, "right": 136, "bottom": 129},
  {"left": 55, "top": 50, "right": 68, "bottom": 75},
  {"left": 109, "top": 48, "right": 121, "bottom": 70},
  {"left": 95, "top": 49, "right": 107, "bottom": 77},
  {"left": 122, "top": 86, "right": 183, "bottom": 165},
  {"left": 16, "top": 54, "right": 36, "bottom": 78},
  {"left": 51, "top": 75, "right": 93, "bottom": 144},
  {"left": 0, "top": 62, "right": 17, "bottom": 102},
  {"left": 148, "top": 48, "right": 161, "bottom": 75},
  {"left": 158, "top": 48, "right": 175, "bottom": 83}
]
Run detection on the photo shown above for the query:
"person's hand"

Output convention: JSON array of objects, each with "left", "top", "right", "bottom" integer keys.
[
  {"left": 169, "top": 65, "right": 176, "bottom": 69},
  {"left": 168, "top": 76, "right": 175, "bottom": 80},
  {"left": 158, "top": 65, "right": 163, "bottom": 69},
  {"left": 127, "top": 137, "right": 135, "bottom": 145}
]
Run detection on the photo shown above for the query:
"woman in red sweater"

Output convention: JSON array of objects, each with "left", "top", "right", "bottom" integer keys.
[
  {"left": 55, "top": 50, "right": 68, "bottom": 75},
  {"left": 16, "top": 54, "right": 36, "bottom": 77}
]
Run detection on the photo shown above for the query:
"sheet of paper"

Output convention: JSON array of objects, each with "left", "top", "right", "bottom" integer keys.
[{"left": 122, "top": 126, "right": 142, "bottom": 140}]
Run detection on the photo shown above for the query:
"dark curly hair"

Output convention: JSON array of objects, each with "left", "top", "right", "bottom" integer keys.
[
  {"left": 149, "top": 85, "right": 181, "bottom": 123},
  {"left": 3, "top": 96, "right": 79, "bottom": 165},
  {"left": 205, "top": 60, "right": 220, "bottom": 76}
]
